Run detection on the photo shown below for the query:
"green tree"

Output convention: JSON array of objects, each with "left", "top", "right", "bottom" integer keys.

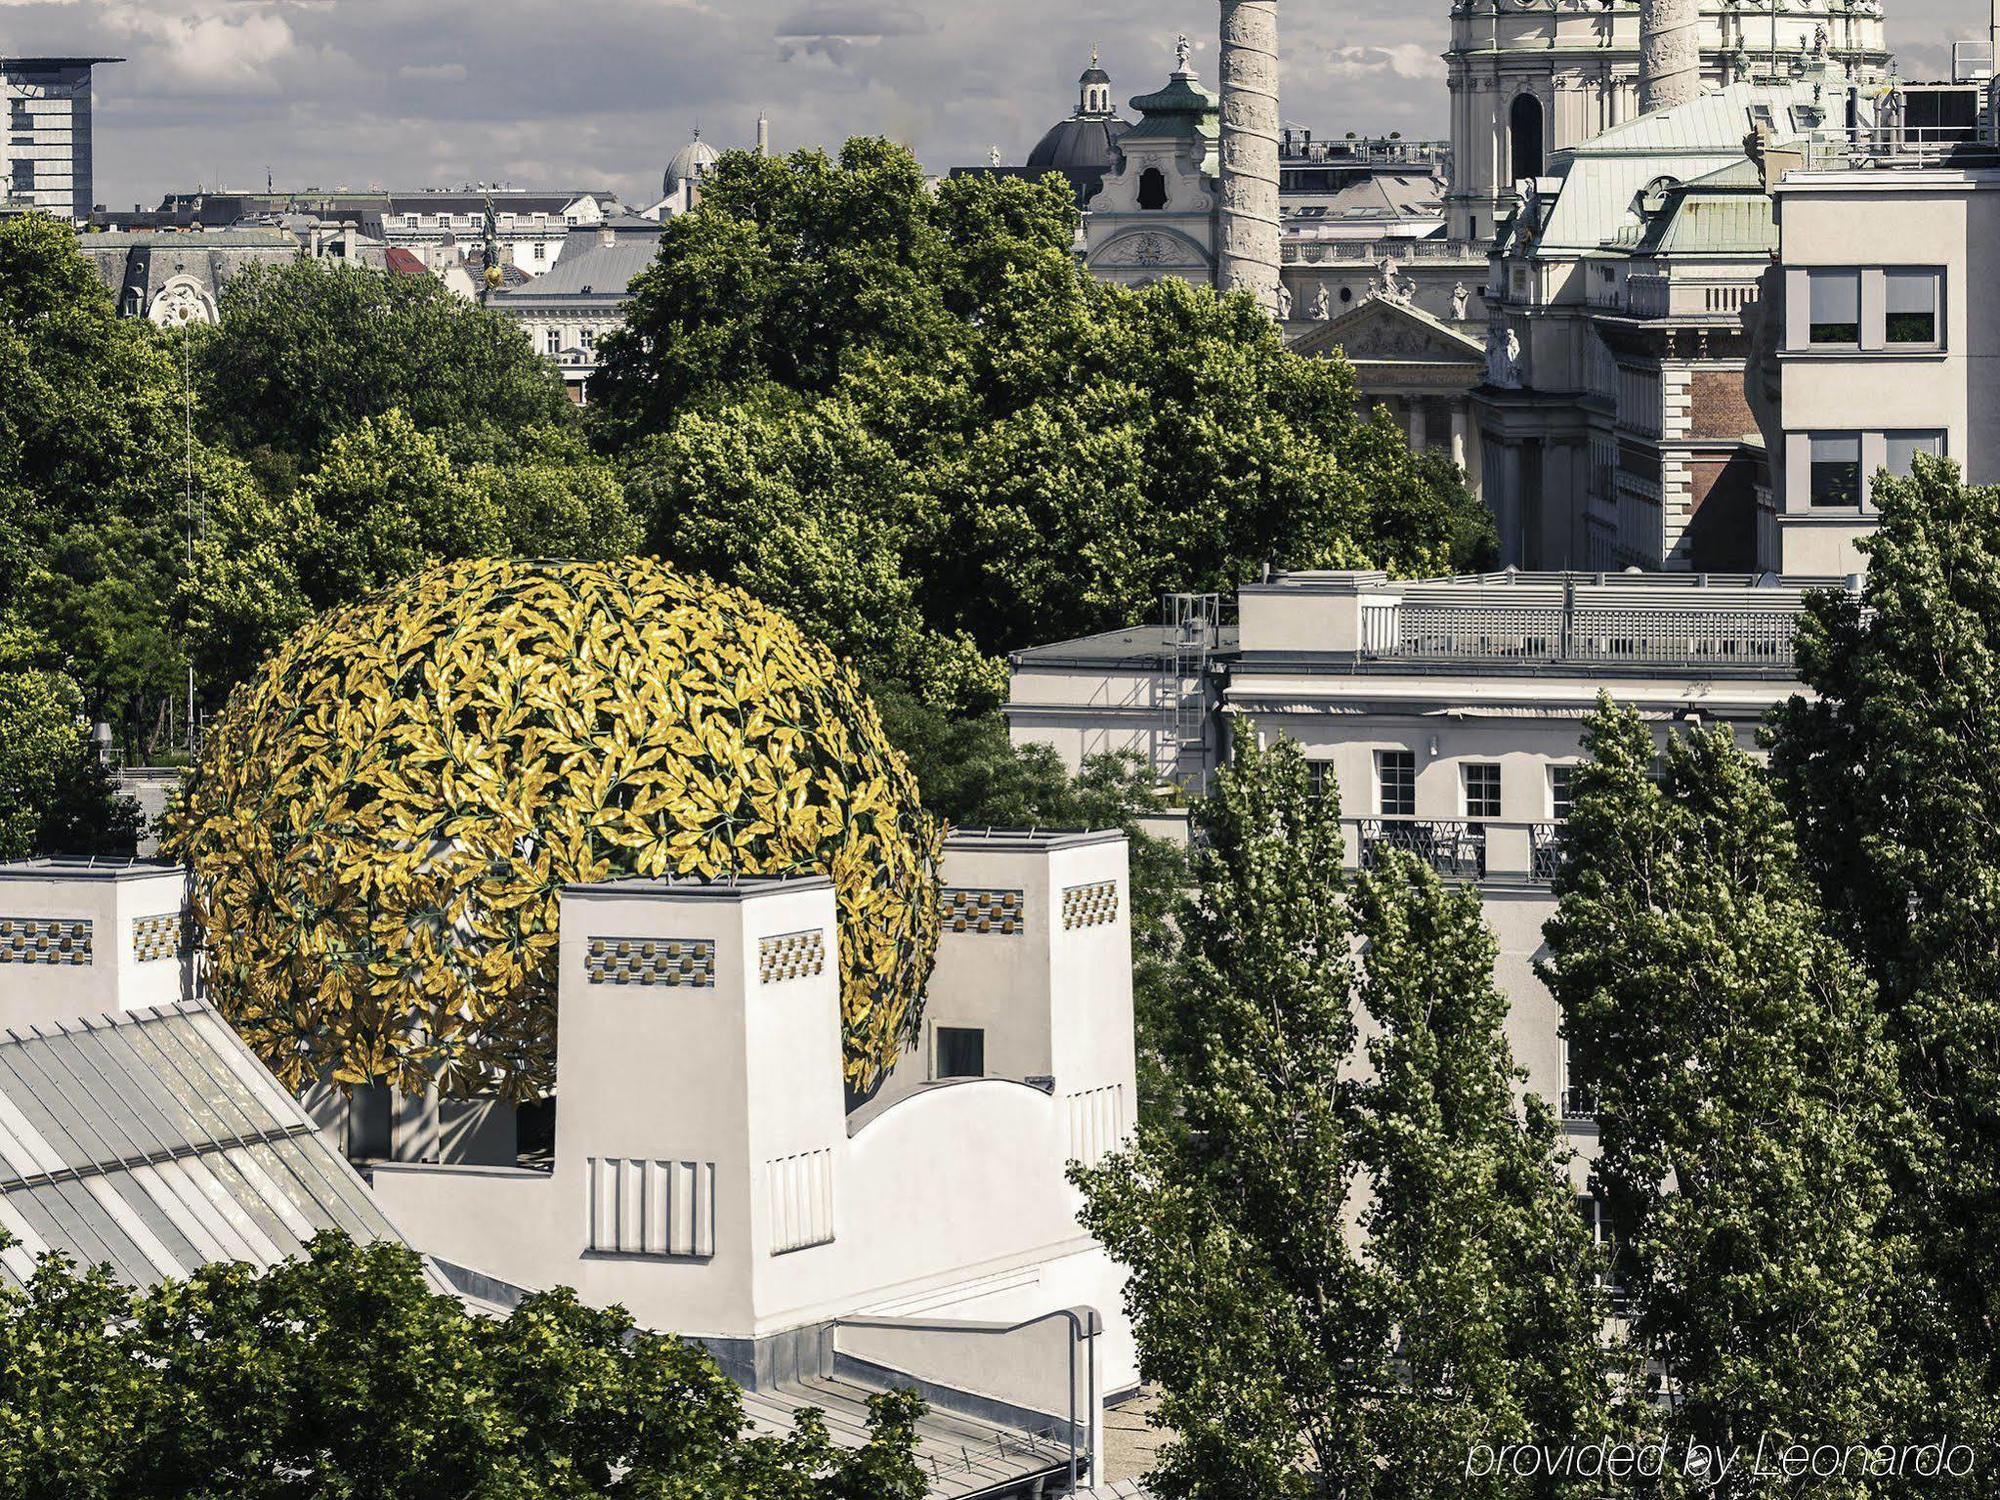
[
  {"left": 1768, "top": 456, "right": 2000, "bottom": 1466},
  {"left": 0, "top": 212, "right": 255, "bottom": 756},
  {"left": 194, "top": 257, "right": 576, "bottom": 470},
  {"left": 1077, "top": 730, "right": 1599, "bottom": 1498},
  {"left": 598, "top": 140, "right": 1492, "bottom": 709},
  {"left": 1542, "top": 701, "right": 1911, "bottom": 1493},
  {"left": 0, "top": 629, "right": 139, "bottom": 860},
  {"left": 0, "top": 1232, "right": 926, "bottom": 1499},
  {"left": 1355, "top": 852, "right": 1613, "bottom": 1500}
]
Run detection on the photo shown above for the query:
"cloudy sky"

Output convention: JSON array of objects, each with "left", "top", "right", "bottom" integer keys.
[{"left": 2, "top": 0, "right": 1986, "bottom": 211}]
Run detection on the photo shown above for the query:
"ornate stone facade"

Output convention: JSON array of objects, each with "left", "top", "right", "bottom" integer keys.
[{"left": 1443, "top": 0, "right": 1891, "bottom": 242}]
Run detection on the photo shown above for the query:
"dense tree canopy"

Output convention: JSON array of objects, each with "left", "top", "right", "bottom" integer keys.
[
  {"left": 193, "top": 257, "right": 577, "bottom": 471},
  {"left": 1542, "top": 702, "right": 1911, "bottom": 1491},
  {"left": 1770, "top": 456, "right": 2000, "bottom": 1468},
  {"left": 1076, "top": 729, "right": 1603, "bottom": 1499},
  {"left": 597, "top": 139, "right": 1493, "bottom": 709},
  {"left": 0, "top": 1232, "right": 925, "bottom": 1500}
]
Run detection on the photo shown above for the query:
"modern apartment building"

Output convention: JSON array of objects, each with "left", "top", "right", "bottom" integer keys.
[{"left": 2, "top": 57, "right": 118, "bottom": 222}]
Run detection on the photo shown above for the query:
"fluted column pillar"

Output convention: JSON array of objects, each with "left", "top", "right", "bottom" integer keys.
[
  {"left": 1639, "top": 0, "right": 1699, "bottom": 113},
  {"left": 1218, "top": 0, "right": 1283, "bottom": 312}
]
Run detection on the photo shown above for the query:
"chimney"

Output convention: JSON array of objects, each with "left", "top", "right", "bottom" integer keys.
[
  {"left": 1639, "top": 0, "right": 1701, "bottom": 114},
  {"left": 1217, "top": 1, "right": 1285, "bottom": 315}
]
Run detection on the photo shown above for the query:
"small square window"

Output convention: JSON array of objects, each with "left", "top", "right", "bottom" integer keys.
[
  {"left": 1807, "top": 269, "right": 1860, "bottom": 345},
  {"left": 1549, "top": 765, "right": 1575, "bottom": 820},
  {"left": 936, "top": 1027, "right": 984, "bottom": 1079},
  {"left": 1307, "top": 760, "right": 1337, "bottom": 804},
  {"left": 1810, "top": 435, "right": 1862, "bottom": 507},
  {"left": 1464, "top": 763, "right": 1501, "bottom": 821},
  {"left": 1885, "top": 270, "right": 1939, "bottom": 345},
  {"left": 1377, "top": 750, "right": 1415, "bottom": 817},
  {"left": 1885, "top": 430, "right": 1944, "bottom": 479}
]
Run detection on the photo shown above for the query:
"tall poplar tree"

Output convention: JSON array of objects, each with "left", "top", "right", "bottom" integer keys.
[
  {"left": 1541, "top": 702, "right": 1911, "bottom": 1490},
  {"left": 1769, "top": 456, "right": 2000, "bottom": 1466},
  {"left": 1077, "top": 729, "right": 1606, "bottom": 1499},
  {"left": 1355, "top": 852, "right": 1613, "bottom": 1500}
]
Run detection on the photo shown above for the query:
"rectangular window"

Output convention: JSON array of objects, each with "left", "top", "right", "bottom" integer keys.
[
  {"left": 403, "top": 213, "right": 419, "bottom": 230},
  {"left": 1377, "top": 750, "right": 1415, "bottom": 818},
  {"left": 1885, "top": 430, "right": 1944, "bottom": 480},
  {"left": 1884, "top": 270, "right": 1939, "bottom": 345},
  {"left": 1464, "top": 763, "right": 1502, "bottom": 821},
  {"left": 1549, "top": 765, "right": 1575, "bottom": 821},
  {"left": 580, "top": 327, "right": 596, "bottom": 350},
  {"left": 1807, "top": 269, "right": 1860, "bottom": 345},
  {"left": 1809, "top": 434, "right": 1862, "bottom": 507},
  {"left": 533, "top": 241, "right": 546, "bottom": 263},
  {"left": 936, "top": 1027, "right": 985, "bottom": 1080},
  {"left": 545, "top": 329, "right": 561, "bottom": 355}
]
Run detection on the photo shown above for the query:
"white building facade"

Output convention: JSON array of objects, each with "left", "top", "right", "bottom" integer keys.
[{"left": 1007, "top": 569, "right": 1834, "bottom": 1174}]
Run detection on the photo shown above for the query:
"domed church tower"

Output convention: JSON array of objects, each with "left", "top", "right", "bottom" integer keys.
[
  {"left": 1027, "top": 52, "right": 1136, "bottom": 204},
  {"left": 1444, "top": 0, "right": 1891, "bottom": 242}
]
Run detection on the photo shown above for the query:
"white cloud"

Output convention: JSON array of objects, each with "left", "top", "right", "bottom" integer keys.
[{"left": 103, "top": 1, "right": 300, "bottom": 89}]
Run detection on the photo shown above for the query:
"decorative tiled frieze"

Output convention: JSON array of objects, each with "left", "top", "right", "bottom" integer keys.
[
  {"left": 585, "top": 936, "right": 715, "bottom": 987},
  {"left": 1060, "top": 880, "right": 1121, "bottom": 930},
  {"left": 132, "top": 913, "right": 184, "bottom": 964},
  {"left": 767, "top": 1147, "right": 835, "bottom": 1255},
  {"left": 939, "top": 888, "right": 1025, "bottom": 936},
  {"left": 759, "top": 929, "right": 826, "bottom": 985},
  {"left": 587, "top": 1157, "right": 715, "bottom": 1258},
  {"left": 0, "top": 917, "right": 92, "bottom": 966}
]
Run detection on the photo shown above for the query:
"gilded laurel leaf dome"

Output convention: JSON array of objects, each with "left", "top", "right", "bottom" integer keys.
[{"left": 167, "top": 557, "right": 943, "bottom": 1103}]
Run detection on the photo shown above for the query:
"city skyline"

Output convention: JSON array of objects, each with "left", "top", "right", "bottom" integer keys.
[{"left": 4, "top": 0, "right": 1985, "bottom": 212}]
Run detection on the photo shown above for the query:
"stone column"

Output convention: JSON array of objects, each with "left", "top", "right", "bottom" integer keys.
[
  {"left": 1639, "top": 0, "right": 1700, "bottom": 114},
  {"left": 1408, "top": 399, "right": 1429, "bottom": 452},
  {"left": 1218, "top": 0, "right": 1284, "bottom": 313},
  {"left": 1451, "top": 404, "right": 1469, "bottom": 470}
]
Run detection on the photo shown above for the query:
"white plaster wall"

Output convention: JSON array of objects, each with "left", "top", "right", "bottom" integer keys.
[{"left": 0, "top": 867, "right": 190, "bottom": 1029}]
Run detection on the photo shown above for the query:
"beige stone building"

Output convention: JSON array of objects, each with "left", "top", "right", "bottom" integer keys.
[
  {"left": 1007, "top": 568, "right": 1836, "bottom": 1172},
  {"left": 1763, "top": 129, "right": 2000, "bottom": 572}
]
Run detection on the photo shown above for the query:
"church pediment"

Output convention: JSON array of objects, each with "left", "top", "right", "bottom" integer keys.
[
  {"left": 1090, "top": 227, "right": 1211, "bottom": 269},
  {"left": 1289, "top": 296, "right": 1486, "bottom": 367}
]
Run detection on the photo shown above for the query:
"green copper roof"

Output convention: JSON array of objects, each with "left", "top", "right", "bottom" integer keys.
[{"left": 1125, "top": 72, "right": 1220, "bottom": 145}]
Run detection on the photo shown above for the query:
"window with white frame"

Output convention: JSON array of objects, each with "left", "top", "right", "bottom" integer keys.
[
  {"left": 580, "top": 327, "right": 596, "bottom": 350},
  {"left": 1464, "top": 763, "right": 1501, "bottom": 821},
  {"left": 1376, "top": 750, "right": 1415, "bottom": 817},
  {"left": 533, "top": 241, "right": 546, "bottom": 263},
  {"left": 1884, "top": 270, "right": 1940, "bottom": 346},
  {"left": 545, "top": 328, "right": 561, "bottom": 355},
  {"left": 1809, "top": 434, "right": 1862, "bottom": 508},
  {"left": 403, "top": 213, "right": 419, "bottom": 230},
  {"left": 1808, "top": 269, "right": 1860, "bottom": 345},
  {"left": 1549, "top": 765, "right": 1575, "bottom": 821}
]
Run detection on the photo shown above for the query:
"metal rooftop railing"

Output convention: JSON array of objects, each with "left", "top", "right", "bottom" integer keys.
[{"left": 1355, "top": 573, "right": 1836, "bottom": 670}]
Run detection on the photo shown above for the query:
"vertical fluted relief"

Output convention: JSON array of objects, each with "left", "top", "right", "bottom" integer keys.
[
  {"left": 1217, "top": 0, "right": 1283, "bottom": 313},
  {"left": 1638, "top": 0, "right": 1700, "bottom": 113}
]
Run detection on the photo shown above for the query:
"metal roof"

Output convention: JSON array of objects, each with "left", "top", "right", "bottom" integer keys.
[
  {"left": 495, "top": 237, "right": 660, "bottom": 302},
  {"left": 0, "top": 1002, "right": 407, "bottom": 1290},
  {"left": 744, "top": 1373, "right": 1073, "bottom": 1499}
]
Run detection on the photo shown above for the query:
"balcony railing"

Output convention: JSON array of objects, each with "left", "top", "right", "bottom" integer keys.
[
  {"left": 1531, "top": 822, "right": 1567, "bottom": 880},
  {"left": 1359, "top": 593, "right": 1799, "bottom": 670},
  {"left": 1343, "top": 818, "right": 1579, "bottom": 885},
  {"left": 1561, "top": 1085, "right": 1599, "bottom": 1122},
  {"left": 1622, "top": 274, "right": 1761, "bottom": 321},
  {"left": 1360, "top": 818, "right": 1487, "bottom": 879}
]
